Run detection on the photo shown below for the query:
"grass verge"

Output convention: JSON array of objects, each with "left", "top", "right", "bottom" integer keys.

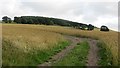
[
  {"left": 53, "top": 41, "right": 89, "bottom": 66},
  {"left": 2, "top": 39, "right": 70, "bottom": 66},
  {"left": 97, "top": 41, "right": 113, "bottom": 66}
]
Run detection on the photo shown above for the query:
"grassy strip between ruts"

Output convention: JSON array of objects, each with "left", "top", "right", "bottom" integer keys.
[
  {"left": 53, "top": 41, "right": 89, "bottom": 66},
  {"left": 97, "top": 41, "right": 113, "bottom": 66},
  {"left": 2, "top": 39, "right": 70, "bottom": 66}
]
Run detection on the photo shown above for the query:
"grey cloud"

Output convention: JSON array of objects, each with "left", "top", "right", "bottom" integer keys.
[
  {"left": 71, "top": 2, "right": 117, "bottom": 22},
  {"left": 82, "top": 15, "right": 97, "bottom": 23},
  {"left": 20, "top": 2, "right": 72, "bottom": 16},
  {"left": 0, "top": 0, "right": 118, "bottom": 31},
  {"left": 58, "top": 2, "right": 118, "bottom": 16},
  {"left": 20, "top": 2, "right": 117, "bottom": 22}
]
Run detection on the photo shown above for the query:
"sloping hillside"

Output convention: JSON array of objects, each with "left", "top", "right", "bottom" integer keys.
[{"left": 2, "top": 24, "right": 118, "bottom": 66}]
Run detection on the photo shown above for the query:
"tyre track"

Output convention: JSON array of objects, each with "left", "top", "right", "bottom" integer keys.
[
  {"left": 38, "top": 35, "right": 81, "bottom": 66},
  {"left": 38, "top": 35, "right": 99, "bottom": 67}
]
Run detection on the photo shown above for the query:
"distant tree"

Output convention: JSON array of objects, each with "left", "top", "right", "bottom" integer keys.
[
  {"left": 21, "top": 17, "right": 27, "bottom": 24},
  {"left": 14, "top": 17, "right": 17, "bottom": 22},
  {"left": 8, "top": 18, "right": 12, "bottom": 23},
  {"left": 14, "top": 17, "right": 21, "bottom": 23},
  {"left": 13, "top": 16, "right": 89, "bottom": 29},
  {"left": 100, "top": 25, "right": 109, "bottom": 31},
  {"left": 49, "top": 20, "right": 54, "bottom": 25},
  {"left": 2, "top": 16, "right": 12, "bottom": 23},
  {"left": 80, "top": 25, "right": 88, "bottom": 30},
  {"left": 2, "top": 16, "right": 8, "bottom": 23},
  {"left": 87, "top": 24, "right": 94, "bottom": 30}
]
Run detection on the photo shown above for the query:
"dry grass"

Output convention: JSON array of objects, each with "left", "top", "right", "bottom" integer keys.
[
  {"left": 2, "top": 24, "right": 70, "bottom": 66},
  {"left": 20, "top": 24, "right": 118, "bottom": 65},
  {"left": 0, "top": 23, "right": 2, "bottom": 66},
  {"left": 3, "top": 24, "right": 65, "bottom": 51},
  {"left": 2, "top": 24, "right": 118, "bottom": 65}
]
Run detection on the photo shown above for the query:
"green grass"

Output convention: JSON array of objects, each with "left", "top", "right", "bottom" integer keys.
[
  {"left": 53, "top": 41, "right": 89, "bottom": 66},
  {"left": 2, "top": 39, "right": 70, "bottom": 66},
  {"left": 97, "top": 41, "right": 113, "bottom": 66},
  {"left": 2, "top": 24, "right": 118, "bottom": 65}
]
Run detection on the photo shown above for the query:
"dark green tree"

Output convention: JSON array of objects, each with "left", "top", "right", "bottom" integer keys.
[
  {"left": 87, "top": 24, "right": 94, "bottom": 30},
  {"left": 14, "top": 17, "right": 22, "bottom": 23},
  {"left": 13, "top": 16, "right": 89, "bottom": 29},
  {"left": 8, "top": 18, "right": 12, "bottom": 23},
  {"left": 2, "top": 16, "right": 12, "bottom": 23},
  {"left": 100, "top": 25, "right": 109, "bottom": 31},
  {"left": 2, "top": 16, "right": 8, "bottom": 23}
]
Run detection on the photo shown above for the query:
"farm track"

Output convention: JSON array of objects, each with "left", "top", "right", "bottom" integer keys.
[
  {"left": 38, "top": 35, "right": 99, "bottom": 67},
  {"left": 87, "top": 39, "right": 99, "bottom": 66}
]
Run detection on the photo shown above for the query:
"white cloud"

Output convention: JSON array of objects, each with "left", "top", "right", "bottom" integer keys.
[
  {"left": 93, "top": 15, "right": 118, "bottom": 31},
  {"left": 0, "top": 0, "right": 119, "bottom": 31}
]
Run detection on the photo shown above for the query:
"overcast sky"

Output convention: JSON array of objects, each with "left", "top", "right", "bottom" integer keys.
[{"left": 0, "top": 0, "right": 119, "bottom": 31}]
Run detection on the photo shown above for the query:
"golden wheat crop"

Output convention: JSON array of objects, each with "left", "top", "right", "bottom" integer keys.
[
  {"left": 2, "top": 24, "right": 118, "bottom": 65},
  {"left": 2, "top": 24, "right": 65, "bottom": 52},
  {"left": 18, "top": 24, "right": 118, "bottom": 65}
]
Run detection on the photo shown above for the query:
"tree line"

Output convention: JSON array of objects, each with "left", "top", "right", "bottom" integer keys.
[
  {"left": 2, "top": 16, "right": 94, "bottom": 30},
  {"left": 2, "top": 16, "right": 12, "bottom": 23}
]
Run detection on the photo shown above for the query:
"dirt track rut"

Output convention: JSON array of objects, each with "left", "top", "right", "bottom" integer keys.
[
  {"left": 39, "top": 35, "right": 80, "bottom": 66},
  {"left": 87, "top": 39, "right": 99, "bottom": 66},
  {"left": 38, "top": 35, "right": 99, "bottom": 66}
]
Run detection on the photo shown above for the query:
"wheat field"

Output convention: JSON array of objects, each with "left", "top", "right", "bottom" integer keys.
[
  {"left": 15, "top": 24, "right": 118, "bottom": 65},
  {"left": 2, "top": 24, "right": 69, "bottom": 65},
  {"left": 3, "top": 24, "right": 66, "bottom": 51},
  {"left": 2, "top": 24, "right": 118, "bottom": 65}
]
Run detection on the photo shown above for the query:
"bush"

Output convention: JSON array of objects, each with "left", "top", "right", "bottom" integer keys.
[{"left": 100, "top": 25, "right": 109, "bottom": 31}]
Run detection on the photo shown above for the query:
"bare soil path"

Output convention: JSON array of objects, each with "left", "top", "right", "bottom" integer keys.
[
  {"left": 87, "top": 39, "right": 99, "bottom": 66},
  {"left": 38, "top": 35, "right": 99, "bottom": 67},
  {"left": 39, "top": 35, "right": 81, "bottom": 66}
]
